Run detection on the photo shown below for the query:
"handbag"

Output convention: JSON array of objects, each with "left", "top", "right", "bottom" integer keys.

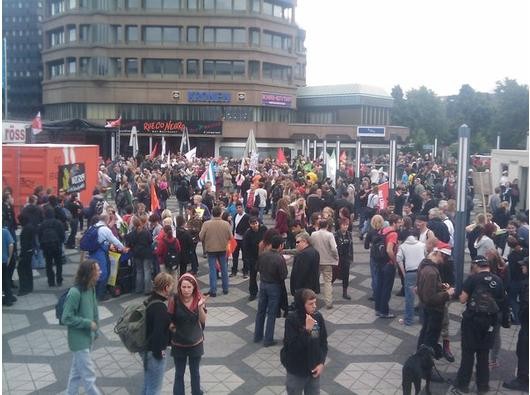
[{"left": 31, "top": 248, "right": 45, "bottom": 269}]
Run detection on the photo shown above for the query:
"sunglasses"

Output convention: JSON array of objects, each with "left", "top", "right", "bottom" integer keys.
[{"left": 295, "top": 240, "right": 303, "bottom": 244}]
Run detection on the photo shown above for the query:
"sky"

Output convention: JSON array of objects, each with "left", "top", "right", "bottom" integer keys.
[{"left": 296, "top": 0, "right": 530, "bottom": 96}]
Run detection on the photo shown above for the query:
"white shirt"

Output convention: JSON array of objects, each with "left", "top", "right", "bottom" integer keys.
[
  {"left": 255, "top": 188, "right": 268, "bottom": 208},
  {"left": 234, "top": 213, "right": 245, "bottom": 240}
]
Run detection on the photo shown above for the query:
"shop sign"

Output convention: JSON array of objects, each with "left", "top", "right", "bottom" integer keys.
[
  {"left": 187, "top": 91, "right": 231, "bottom": 103},
  {"left": 112, "top": 120, "right": 223, "bottom": 135},
  {"left": 357, "top": 126, "right": 386, "bottom": 138},
  {"left": 2, "top": 121, "right": 27, "bottom": 144},
  {"left": 261, "top": 93, "right": 292, "bottom": 107},
  {"left": 58, "top": 163, "right": 86, "bottom": 193}
]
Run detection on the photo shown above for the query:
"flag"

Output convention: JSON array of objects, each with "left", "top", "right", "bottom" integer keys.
[
  {"left": 326, "top": 150, "right": 337, "bottom": 186},
  {"left": 149, "top": 142, "right": 158, "bottom": 160},
  {"left": 129, "top": 126, "right": 138, "bottom": 157},
  {"left": 31, "top": 112, "right": 42, "bottom": 135},
  {"left": 197, "top": 160, "right": 216, "bottom": 192},
  {"left": 167, "top": 150, "right": 171, "bottom": 168},
  {"left": 161, "top": 137, "right": 166, "bottom": 159},
  {"left": 150, "top": 182, "right": 160, "bottom": 212},
  {"left": 180, "top": 126, "right": 190, "bottom": 153},
  {"left": 277, "top": 147, "right": 286, "bottom": 164},
  {"left": 105, "top": 116, "right": 121, "bottom": 128},
  {"left": 184, "top": 147, "right": 197, "bottom": 161}
]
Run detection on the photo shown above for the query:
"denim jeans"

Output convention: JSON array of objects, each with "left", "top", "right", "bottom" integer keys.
[
  {"left": 207, "top": 252, "right": 228, "bottom": 294},
  {"left": 178, "top": 201, "right": 188, "bottom": 220},
  {"left": 66, "top": 218, "right": 78, "bottom": 247},
  {"left": 66, "top": 349, "right": 101, "bottom": 395},
  {"left": 508, "top": 280, "right": 522, "bottom": 324},
  {"left": 286, "top": 372, "right": 320, "bottom": 395},
  {"left": 142, "top": 351, "right": 167, "bottom": 395},
  {"left": 254, "top": 281, "right": 281, "bottom": 344},
  {"left": 258, "top": 207, "right": 265, "bottom": 223},
  {"left": 417, "top": 308, "right": 444, "bottom": 351},
  {"left": 173, "top": 355, "right": 202, "bottom": 395},
  {"left": 369, "top": 257, "right": 378, "bottom": 298},
  {"left": 403, "top": 271, "right": 417, "bottom": 325},
  {"left": 134, "top": 257, "right": 153, "bottom": 294},
  {"left": 374, "top": 263, "right": 396, "bottom": 315}
]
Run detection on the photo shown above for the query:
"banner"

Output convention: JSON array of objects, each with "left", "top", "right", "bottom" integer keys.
[
  {"left": 2, "top": 121, "right": 27, "bottom": 144},
  {"left": 378, "top": 182, "right": 389, "bottom": 210},
  {"left": 107, "top": 251, "right": 122, "bottom": 286},
  {"left": 58, "top": 163, "right": 86, "bottom": 193},
  {"left": 110, "top": 120, "right": 222, "bottom": 135}
]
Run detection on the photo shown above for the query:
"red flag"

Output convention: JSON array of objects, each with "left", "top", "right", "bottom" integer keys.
[
  {"left": 149, "top": 142, "right": 159, "bottom": 160},
  {"left": 31, "top": 112, "right": 42, "bottom": 135},
  {"left": 340, "top": 151, "right": 347, "bottom": 162},
  {"left": 277, "top": 147, "right": 286, "bottom": 164},
  {"left": 105, "top": 116, "right": 122, "bottom": 128},
  {"left": 150, "top": 183, "right": 160, "bottom": 212}
]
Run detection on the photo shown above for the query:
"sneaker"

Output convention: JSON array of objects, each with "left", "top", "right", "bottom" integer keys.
[
  {"left": 379, "top": 313, "right": 395, "bottom": 319},
  {"left": 248, "top": 295, "right": 256, "bottom": 301},
  {"left": 503, "top": 378, "right": 529, "bottom": 391},
  {"left": 223, "top": 290, "right": 229, "bottom": 295},
  {"left": 229, "top": 273, "right": 236, "bottom": 278},
  {"left": 242, "top": 274, "right": 249, "bottom": 279},
  {"left": 206, "top": 292, "right": 216, "bottom": 297},
  {"left": 263, "top": 340, "right": 278, "bottom": 347}
]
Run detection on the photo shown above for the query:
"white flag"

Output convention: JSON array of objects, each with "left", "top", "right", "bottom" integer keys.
[{"left": 184, "top": 147, "right": 197, "bottom": 161}]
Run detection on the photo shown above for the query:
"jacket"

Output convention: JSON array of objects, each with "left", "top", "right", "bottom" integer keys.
[
  {"left": 290, "top": 246, "right": 320, "bottom": 295},
  {"left": 275, "top": 209, "right": 289, "bottom": 235},
  {"left": 145, "top": 292, "right": 171, "bottom": 359},
  {"left": 396, "top": 236, "right": 425, "bottom": 272},
  {"left": 242, "top": 225, "right": 267, "bottom": 262},
  {"left": 154, "top": 234, "right": 181, "bottom": 265},
  {"left": 62, "top": 286, "right": 99, "bottom": 351},
  {"left": 256, "top": 250, "right": 288, "bottom": 284},
  {"left": 199, "top": 217, "right": 232, "bottom": 253},
  {"left": 310, "top": 229, "right": 339, "bottom": 266},
  {"left": 232, "top": 212, "right": 250, "bottom": 237},
  {"left": 125, "top": 228, "right": 153, "bottom": 260},
  {"left": 38, "top": 217, "right": 65, "bottom": 246},
  {"left": 416, "top": 259, "right": 450, "bottom": 312},
  {"left": 281, "top": 290, "right": 328, "bottom": 377},
  {"left": 334, "top": 230, "right": 353, "bottom": 262}
]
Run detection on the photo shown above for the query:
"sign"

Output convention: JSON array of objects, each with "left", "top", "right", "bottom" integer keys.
[
  {"left": 357, "top": 126, "right": 386, "bottom": 138},
  {"left": 187, "top": 91, "right": 231, "bottom": 103},
  {"left": 2, "top": 121, "right": 27, "bottom": 144},
  {"left": 472, "top": 172, "right": 493, "bottom": 195},
  {"left": 58, "top": 163, "right": 86, "bottom": 193},
  {"left": 262, "top": 92, "right": 293, "bottom": 107},
  {"left": 108, "top": 120, "right": 222, "bottom": 135},
  {"left": 378, "top": 181, "right": 389, "bottom": 210}
]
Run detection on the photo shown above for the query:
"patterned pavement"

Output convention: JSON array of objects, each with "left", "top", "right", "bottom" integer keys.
[{"left": 2, "top": 198, "right": 526, "bottom": 394}]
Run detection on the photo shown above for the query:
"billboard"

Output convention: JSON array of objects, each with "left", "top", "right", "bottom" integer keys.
[
  {"left": 262, "top": 93, "right": 293, "bottom": 107},
  {"left": 107, "top": 120, "right": 222, "bottom": 135},
  {"left": 58, "top": 163, "right": 86, "bottom": 193},
  {"left": 357, "top": 126, "right": 386, "bottom": 138},
  {"left": 2, "top": 121, "right": 27, "bottom": 144}
]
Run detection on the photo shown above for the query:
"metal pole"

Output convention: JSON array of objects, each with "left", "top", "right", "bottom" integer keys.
[
  {"left": 389, "top": 135, "right": 397, "bottom": 196},
  {"left": 496, "top": 135, "right": 500, "bottom": 150},
  {"left": 323, "top": 139, "right": 327, "bottom": 164},
  {"left": 111, "top": 133, "right": 116, "bottom": 160},
  {"left": 149, "top": 136, "right": 153, "bottom": 154},
  {"left": 454, "top": 124, "right": 470, "bottom": 295},
  {"left": 3, "top": 37, "right": 8, "bottom": 119},
  {"left": 306, "top": 139, "right": 310, "bottom": 157},
  {"left": 336, "top": 140, "right": 340, "bottom": 171},
  {"left": 434, "top": 137, "right": 438, "bottom": 159},
  {"left": 313, "top": 139, "right": 317, "bottom": 161},
  {"left": 356, "top": 139, "right": 361, "bottom": 183}
]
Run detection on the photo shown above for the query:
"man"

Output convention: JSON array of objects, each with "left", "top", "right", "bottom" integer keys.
[
  {"left": 176, "top": 180, "right": 190, "bottom": 220},
  {"left": 199, "top": 205, "right": 233, "bottom": 297},
  {"left": 254, "top": 235, "right": 288, "bottom": 347},
  {"left": 231, "top": 202, "right": 250, "bottom": 278},
  {"left": 427, "top": 207, "right": 450, "bottom": 244},
  {"left": 39, "top": 208, "right": 66, "bottom": 287},
  {"left": 333, "top": 190, "right": 355, "bottom": 222},
  {"left": 64, "top": 193, "right": 83, "bottom": 249},
  {"left": 454, "top": 256, "right": 508, "bottom": 394},
  {"left": 374, "top": 214, "right": 402, "bottom": 319},
  {"left": 415, "top": 215, "right": 433, "bottom": 243},
  {"left": 3, "top": 225, "right": 16, "bottom": 306},
  {"left": 62, "top": 259, "right": 102, "bottom": 395},
  {"left": 438, "top": 200, "right": 455, "bottom": 247},
  {"left": 290, "top": 232, "right": 320, "bottom": 296},
  {"left": 306, "top": 186, "right": 323, "bottom": 218},
  {"left": 192, "top": 195, "right": 211, "bottom": 222},
  {"left": 281, "top": 289, "right": 328, "bottom": 395},
  {"left": 255, "top": 182, "right": 268, "bottom": 223},
  {"left": 242, "top": 217, "right": 267, "bottom": 301},
  {"left": 420, "top": 190, "right": 437, "bottom": 216},
  {"left": 488, "top": 187, "right": 502, "bottom": 214},
  {"left": 89, "top": 213, "right": 128, "bottom": 301},
  {"left": 310, "top": 219, "right": 339, "bottom": 309},
  {"left": 416, "top": 241, "right": 455, "bottom": 356}
]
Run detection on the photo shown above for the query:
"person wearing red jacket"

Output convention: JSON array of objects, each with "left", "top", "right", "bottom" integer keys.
[
  {"left": 155, "top": 225, "right": 182, "bottom": 276},
  {"left": 275, "top": 198, "right": 290, "bottom": 238}
]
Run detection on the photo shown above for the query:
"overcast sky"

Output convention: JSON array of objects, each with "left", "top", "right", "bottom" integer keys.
[{"left": 296, "top": 0, "right": 529, "bottom": 96}]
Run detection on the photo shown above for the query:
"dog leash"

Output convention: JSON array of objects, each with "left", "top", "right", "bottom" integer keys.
[{"left": 432, "top": 363, "right": 466, "bottom": 395}]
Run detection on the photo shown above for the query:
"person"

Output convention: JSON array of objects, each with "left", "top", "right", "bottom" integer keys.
[
  {"left": 142, "top": 272, "right": 175, "bottom": 395},
  {"left": 254, "top": 234, "right": 288, "bottom": 347},
  {"left": 454, "top": 256, "right": 509, "bottom": 394},
  {"left": 154, "top": 224, "right": 183, "bottom": 276},
  {"left": 89, "top": 213, "right": 128, "bottom": 301},
  {"left": 275, "top": 198, "right": 291, "bottom": 239},
  {"left": 310, "top": 218, "right": 339, "bottom": 310},
  {"left": 125, "top": 216, "right": 155, "bottom": 295},
  {"left": 290, "top": 232, "right": 320, "bottom": 296},
  {"left": 62, "top": 259, "right": 102, "bottom": 395},
  {"left": 39, "top": 207, "right": 66, "bottom": 287},
  {"left": 255, "top": 182, "right": 268, "bottom": 223},
  {"left": 334, "top": 218, "right": 353, "bottom": 300},
  {"left": 3, "top": 190, "right": 18, "bottom": 289},
  {"left": 231, "top": 202, "right": 250, "bottom": 277},
  {"left": 396, "top": 229, "right": 425, "bottom": 326},
  {"left": 174, "top": 215, "right": 194, "bottom": 276},
  {"left": 17, "top": 214, "right": 37, "bottom": 296},
  {"left": 281, "top": 288, "right": 328, "bottom": 395},
  {"left": 416, "top": 242, "right": 455, "bottom": 357},
  {"left": 169, "top": 273, "right": 207, "bottom": 395},
  {"left": 503, "top": 257, "right": 529, "bottom": 391},
  {"left": 64, "top": 193, "right": 83, "bottom": 249},
  {"left": 364, "top": 214, "right": 385, "bottom": 301},
  {"left": 3, "top": 225, "right": 16, "bottom": 306},
  {"left": 199, "top": 205, "right": 232, "bottom": 297},
  {"left": 242, "top": 217, "right": 267, "bottom": 301},
  {"left": 176, "top": 180, "right": 191, "bottom": 220},
  {"left": 506, "top": 235, "right": 527, "bottom": 324}
]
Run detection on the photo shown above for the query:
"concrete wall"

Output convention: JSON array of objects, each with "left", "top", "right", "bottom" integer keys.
[{"left": 491, "top": 149, "right": 529, "bottom": 212}]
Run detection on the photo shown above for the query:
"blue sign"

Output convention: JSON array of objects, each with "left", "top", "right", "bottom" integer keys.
[
  {"left": 187, "top": 91, "right": 231, "bottom": 103},
  {"left": 357, "top": 126, "right": 386, "bottom": 138}
]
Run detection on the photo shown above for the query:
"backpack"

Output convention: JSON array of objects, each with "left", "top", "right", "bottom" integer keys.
[
  {"left": 79, "top": 225, "right": 103, "bottom": 253},
  {"left": 370, "top": 230, "right": 395, "bottom": 265},
  {"left": 55, "top": 286, "right": 78, "bottom": 325},
  {"left": 468, "top": 276, "right": 500, "bottom": 315},
  {"left": 164, "top": 238, "right": 181, "bottom": 272},
  {"left": 114, "top": 298, "right": 164, "bottom": 353}
]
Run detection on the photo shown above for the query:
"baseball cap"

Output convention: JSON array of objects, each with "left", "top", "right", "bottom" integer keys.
[
  {"left": 433, "top": 241, "right": 452, "bottom": 256},
  {"left": 416, "top": 215, "right": 428, "bottom": 222},
  {"left": 472, "top": 255, "right": 489, "bottom": 267}
]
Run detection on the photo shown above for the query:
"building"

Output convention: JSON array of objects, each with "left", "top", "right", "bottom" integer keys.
[
  {"left": 490, "top": 149, "right": 529, "bottom": 212},
  {"left": 38, "top": 0, "right": 408, "bottom": 159},
  {"left": 2, "top": 0, "right": 44, "bottom": 120}
]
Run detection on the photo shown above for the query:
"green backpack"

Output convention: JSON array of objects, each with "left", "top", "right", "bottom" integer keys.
[{"left": 114, "top": 298, "right": 164, "bottom": 353}]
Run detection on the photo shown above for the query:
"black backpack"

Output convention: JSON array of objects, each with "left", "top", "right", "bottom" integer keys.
[
  {"left": 164, "top": 239, "right": 181, "bottom": 272},
  {"left": 468, "top": 276, "right": 500, "bottom": 315},
  {"left": 370, "top": 230, "right": 395, "bottom": 265}
]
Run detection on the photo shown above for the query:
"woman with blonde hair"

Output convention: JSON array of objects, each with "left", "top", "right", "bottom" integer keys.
[
  {"left": 364, "top": 214, "right": 385, "bottom": 301},
  {"left": 275, "top": 197, "right": 290, "bottom": 238}
]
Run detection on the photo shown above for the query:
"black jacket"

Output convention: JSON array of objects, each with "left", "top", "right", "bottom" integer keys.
[
  {"left": 38, "top": 218, "right": 65, "bottom": 246},
  {"left": 306, "top": 194, "right": 323, "bottom": 217},
  {"left": 242, "top": 225, "right": 267, "bottom": 262},
  {"left": 175, "top": 226, "right": 194, "bottom": 265},
  {"left": 290, "top": 246, "right": 320, "bottom": 295},
  {"left": 281, "top": 290, "right": 328, "bottom": 377},
  {"left": 19, "top": 204, "right": 43, "bottom": 227},
  {"left": 146, "top": 293, "right": 170, "bottom": 359},
  {"left": 232, "top": 212, "right": 250, "bottom": 237},
  {"left": 125, "top": 228, "right": 153, "bottom": 259}
]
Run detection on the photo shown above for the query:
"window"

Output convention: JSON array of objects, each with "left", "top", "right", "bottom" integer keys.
[
  {"left": 126, "top": 25, "right": 138, "bottom": 42},
  {"left": 216, "top": 0, "right": 230, "bottom": 9},
  {"left": 203, "top": 60, "right": 214, "bottom": 75},
  {"left": 187, "top": 0, "right": 197, "bottom": 9},
  {"left": 67, "top": 57, "right": 76, "bottom": 74},
  {"left": 79, "top": 25, "right": 90, "bottom": 42},
  {"left": 249, "top": 60, "right": 259, "bottom": 79},
  {"left": 110, "top": 25, "right": 122, "bottom": 43},
  {"left": 69, "top": 0, "right": 76, "bottom": 9},
  {"left": 143, "top": 58, "right": 182, "bottom": 77},
  {"left": 233, "top": 28, "right": 245, "bottom": 44},
  {"left": 204, "top": 27, "right": 246, "bottom": 45},
  {"left": 126, "top": 0, "right": 140, "bottom": 7},
  {"left": 233, "top": 0, "right": 245, "bottom": 10},
  {"left": 263, "top": 30, "right": 291, "bottom": 51},
  {"left": 109, "top": 58, "right": 121, "bottom": 76},
  {"left": 233, "top": 60, "right": 245, "bottom": 77},
  {"left": 216, "top": 28, "right": 231, "bottom": 43},
  {"left": 202, "top": 59, "right": 246, "bottom": 78},
  {"left": 67, "top": 25, "right": 76, "bottom": 42},
  {"left": 187, "top": 59, "right": 199, "bottom": 76},
  {"left": 203, "top": 0, "right": 214, "bottom": 9},
  {"left": 144, "top": 26, "right": 162, "bottom": 42},
  {"left": 250, "top": 28, "right": 259, "bottom": 46},
  {"left": 263, "top": 62, "right": 291, "bottom": 82},
  {"left": 125, "top": 58, "right": 138, "bottom": 75},
  {"left": 163, "top": 59, "right": 182, "bottom": 75},
  {"left": 50, "top": 0, "right": 65, "bottom": 15},
  {"left": 262, "top": 1, "right": 272, "bottom": 14},
  {"left": 164, "top": 0, "right": 180, "bottom": 9},
  {"left": 203, "top": 27, "right": 214, "bottom": 43},
  {"left": 163, "top": 27, "right": 180, "bottom": 43},
  {"left": 187, "top": 26, "right": 198, "bottom": 43},
  {"left": 49, "top": 60, "right": 64, "bottom": 78},
  {"left": 49, "top": 28, "right": 65, "bottom": 47},
  {"left": 145, "top": 0, "right": 162, "bottom": 8}
]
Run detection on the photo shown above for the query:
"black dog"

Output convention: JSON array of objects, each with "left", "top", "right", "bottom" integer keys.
[{"left": 402, "top": 344, "right": 435, "bottom": 395}]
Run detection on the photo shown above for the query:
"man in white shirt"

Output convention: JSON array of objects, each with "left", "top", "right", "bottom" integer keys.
[
  {"left": 255, "top": 182, "right": 268, "bottom": 223},
  {"left": 231, "top": 202, "right": 250, "bottom": 278}
]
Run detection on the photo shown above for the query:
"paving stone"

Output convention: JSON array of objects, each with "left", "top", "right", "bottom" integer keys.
[
  {"left": 246, "top": 317, "right": 285, "bottom": 341},
  {"left": 204, "top": 331, "right": 247, "bottom": 357},
  {"left": 8, "top": 329, "right": 69, "bottom": 356},
  {"left": 91, "top": 347, "right": 143, "bottom": 378},
  {"left": 162, "top": 365, "right": 244, "bottom": 394},
  {"left": 329, "top": 328, "right": 402, "bottom": 355},
  {"left": 334, "top": 362, "right": 403, "bottom": 394},
  {"left": 243, "top": 346, "right": 286, "bottom": 377},
  {"left": 2, "top": 363, "right": 56, "bottom": 394},
  {"left": 43, "top": 305, "right": 113, "bottom": 325},
  {"left": 207, "top": 306, "right": 248, "bottom": 327},
  {"left": 321, "top": 304, "right": 378, "bottom": 324},
  {"left": 6, "top": 292, "right": 57, "bottom": 311},
  {"left": 2, "top": 313, "right": 30, "bottom": 335}
]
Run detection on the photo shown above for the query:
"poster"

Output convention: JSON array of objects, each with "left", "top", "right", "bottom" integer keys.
[
  {"left": 58, "top": 163, "right": 86, "bottom": 193},
  {"left": 107, "top": 251, "right": 122, "bottom": 287},
  {"left": 378, "top": 182, "right": 389, "bottom": 210}
]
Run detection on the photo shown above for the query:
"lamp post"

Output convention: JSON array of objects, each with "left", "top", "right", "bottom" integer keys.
[
  {"left": 389, "top": 134, "right": 397, "bottom": 196},
  {"left": 454, "top": 124, "right": 470, "bottom": 294},
  {"left": 313, "top": 139, "right": 317, "bottom": 161},
  {"left": 356, "top": 139, "right": 361, "bottom": 183}
]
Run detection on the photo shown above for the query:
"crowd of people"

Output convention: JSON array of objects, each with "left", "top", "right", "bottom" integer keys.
[{"left": 2, "top": 149, "right": 528, "bottom": 394}]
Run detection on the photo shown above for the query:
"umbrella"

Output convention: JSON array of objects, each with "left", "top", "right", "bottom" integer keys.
[{"left": 242, "top": 129, "right": 257, "bottom": 159}]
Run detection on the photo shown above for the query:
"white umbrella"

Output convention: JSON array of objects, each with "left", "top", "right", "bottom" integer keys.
[
  {"left": 128, "top": 126, "right": 139, "bottom": 157},
  {"left": 242, "top": 129, "right": 257, "bottom": 159}
]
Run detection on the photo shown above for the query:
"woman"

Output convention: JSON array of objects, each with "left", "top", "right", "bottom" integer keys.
[
  {"left": 292, "top": 197, "right": 307, "bottom": 228},
  {"left": 474, "top": 223, "right": 496, "bottom": 258},
  {"left": 334, "top": 218, "right": 353, "bottom": 300},
  {"left": 169, "top": 274, "right": 207, "bottom": 395},
  {"left": 275, "top": 198, "right": 290, "bottom": 239},
  {"left": 125, "top": 216, "right": 154, "bottom": 295},
  {"left": 493, "top": 201, "right": 511, "bottom": 230},
  {"left": 143, "top": 272, "right": 175, "bottom": 395},
  {"left": 155, "top": 225, "right": 183, "bottom": 276},
  {"left": 226, "top": 193, "right": 241, "bottom": 217},
  {"left": 364, "top": 214, "right": 385, "bottom": 301}
]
